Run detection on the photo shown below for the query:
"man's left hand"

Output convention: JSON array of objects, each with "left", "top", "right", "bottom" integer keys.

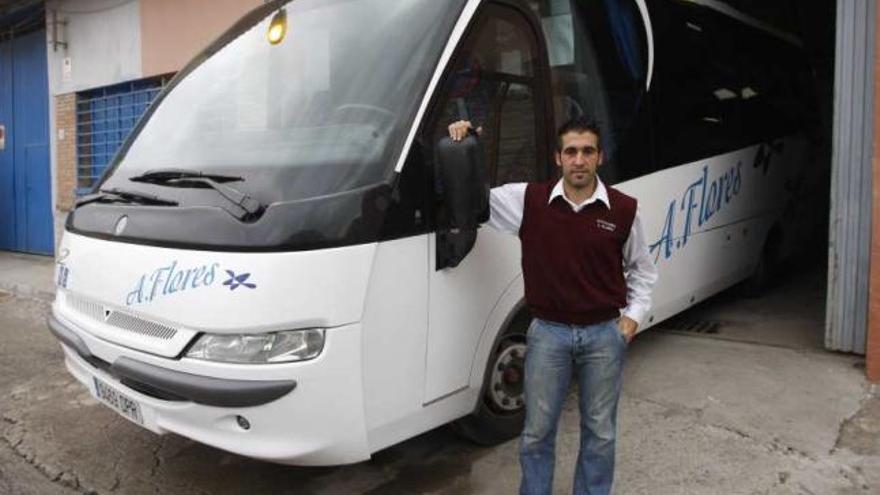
[{"left": 617, "top": 316, "right": 638, "bottom": 343}]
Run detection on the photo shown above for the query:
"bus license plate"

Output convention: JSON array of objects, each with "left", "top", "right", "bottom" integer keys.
[{"left": 93, "top": 377, "right": 143, "bottom": 425}]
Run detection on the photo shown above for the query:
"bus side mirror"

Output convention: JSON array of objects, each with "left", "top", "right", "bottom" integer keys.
[{"left": 434, "top": 135, "right": 489, "bottom": 270}]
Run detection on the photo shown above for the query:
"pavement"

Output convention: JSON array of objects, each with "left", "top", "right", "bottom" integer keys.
[
  {"left": 0, "top": 250, "right": 878, "bottom": 494},
  {"left": 0, "top": 252, "right": 55, "bottom": 302}
]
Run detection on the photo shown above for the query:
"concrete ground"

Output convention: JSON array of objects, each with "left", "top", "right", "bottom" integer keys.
[
  {"left": 0, "top": 252, "right": 55, "bottom": 302},
  {"left": 0, "top": 251, "right": 878, "bottom": 494}
]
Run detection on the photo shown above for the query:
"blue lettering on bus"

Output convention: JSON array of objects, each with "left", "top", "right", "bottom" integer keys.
[
  {"left": 649, "top": 161, "right": 743, "bottom": 263},
  {"left": 753, "top": 141, "right": 785, "bottom": 175},
  {"left": 126, "top": 262, "right": 240, "bottom": 306}
]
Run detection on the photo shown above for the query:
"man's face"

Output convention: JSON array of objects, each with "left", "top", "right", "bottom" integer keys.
[{"left": 555, "top": 130, "right": 603, "bottom": 190}]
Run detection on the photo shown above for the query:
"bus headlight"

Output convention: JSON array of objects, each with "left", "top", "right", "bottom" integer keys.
[{"left": 185, "top": 329, "right": 325, "bottom": 364}]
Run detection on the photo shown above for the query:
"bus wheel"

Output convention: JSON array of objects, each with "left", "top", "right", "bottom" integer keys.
[{"left": 452, "top": 317, "right": 528, "bottom": 446}]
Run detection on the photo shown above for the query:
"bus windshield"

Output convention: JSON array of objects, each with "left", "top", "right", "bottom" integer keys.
[{"left": 99, "top": 0, "right": 466, "bottom": 205}]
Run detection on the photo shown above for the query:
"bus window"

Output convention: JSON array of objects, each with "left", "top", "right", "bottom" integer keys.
[
  {"left": 737, "top": 28, "right": 811, "bottom": 143},
  {"left": 651, "top": 3, "right": 741, "bottom": 168},
  {"left": 533, "top": 0, "right": 653, "bottom": 184},
  {"left": 650, "top": 1, "right": 807, "bottom": 169},
  {"left": 495, "top": 82, "right": 538, "bottom": 184},
  {"left": 429, "top": 5, "right": 544, "bottom": 187}
]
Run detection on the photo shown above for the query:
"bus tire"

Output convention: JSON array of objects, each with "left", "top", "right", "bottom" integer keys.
[{"left": 452, "top": 312, "right": 529, "bottom": 446}]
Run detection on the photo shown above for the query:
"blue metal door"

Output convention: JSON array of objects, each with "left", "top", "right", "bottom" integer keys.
[
  {"left": 0, "top": 28, "right": 53, "bottom": 255},
  {"left": 0, "top": 37, "right": 14, "bottom": 250}
]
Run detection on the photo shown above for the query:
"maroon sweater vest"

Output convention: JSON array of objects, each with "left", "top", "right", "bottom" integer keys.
[{"left": 519, "top": 181, "right": 637, "bottom": 325}]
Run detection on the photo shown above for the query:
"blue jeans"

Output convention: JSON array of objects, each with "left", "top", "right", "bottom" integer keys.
[{"left": 519, "top": 318, "right": 627, "bottom": 495}]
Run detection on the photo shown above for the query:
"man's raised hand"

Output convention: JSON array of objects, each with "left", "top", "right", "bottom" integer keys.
[{"left": 448, "top": 120, "right": 478, "bottom": 141}]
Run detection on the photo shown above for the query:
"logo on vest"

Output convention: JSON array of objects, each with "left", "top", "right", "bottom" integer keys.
[{"left": 596, "top": 219, "right": 617, "bottom": 232}]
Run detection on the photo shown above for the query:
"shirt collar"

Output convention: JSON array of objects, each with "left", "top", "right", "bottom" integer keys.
[{"left": 549, "top": 177, "right": 610, "bottom": 212}]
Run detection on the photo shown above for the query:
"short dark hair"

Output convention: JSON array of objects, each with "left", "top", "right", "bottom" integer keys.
[{"left": 556, "top": 117, "right": 602, "bottom": 152}]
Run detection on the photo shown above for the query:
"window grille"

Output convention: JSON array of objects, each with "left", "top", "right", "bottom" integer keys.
[{"left": 75, "top": 75, "right": 172, "bottom": 193}]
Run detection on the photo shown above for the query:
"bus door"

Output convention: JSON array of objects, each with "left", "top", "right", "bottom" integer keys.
[{"left": 423, "top": 1, "right": 552, "bottom": 405}]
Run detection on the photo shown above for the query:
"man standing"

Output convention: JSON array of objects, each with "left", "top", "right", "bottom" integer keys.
[{"left": 449, "top": 117, "right": 658, "bottom": 495}]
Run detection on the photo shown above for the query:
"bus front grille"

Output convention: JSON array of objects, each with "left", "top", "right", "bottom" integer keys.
[{"left": 65, "top": 293, "right": 178, "bottom": 341}]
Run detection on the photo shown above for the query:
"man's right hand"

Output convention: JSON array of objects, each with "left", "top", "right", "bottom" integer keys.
[{"left": 447, "top": 120, "right": 479, "bottom": 142}]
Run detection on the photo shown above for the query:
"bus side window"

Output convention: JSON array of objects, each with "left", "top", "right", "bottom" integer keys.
[
  {"left": 495, "top": 82, "right": 538, "bottom": 185},
  {"left": 737, "top": 28, "right": 811, "bottom": 143},
  {"left": 535, "top": 0, "right": 652, "bottom": 184},
  {"left": 430, "top": 7, "right": 541, "bottom": 187}
]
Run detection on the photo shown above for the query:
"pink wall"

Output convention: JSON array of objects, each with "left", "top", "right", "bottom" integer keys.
[
  {"left": 869, "top": 3, "right": 880, "bottom": 383},
  {"left": 140, "top": 0, "right": 262, "bottom": 77}
]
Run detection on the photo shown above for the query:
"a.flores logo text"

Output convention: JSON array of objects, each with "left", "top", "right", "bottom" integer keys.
[
  {"left": 649, "top": 162, "right": 742, "bottom": 262},
  {"left": 647, "top": 140, "right": 785, "bottom": 263},
  {"left": 127, "top": 261, "right": 221, "bottom": 306}
]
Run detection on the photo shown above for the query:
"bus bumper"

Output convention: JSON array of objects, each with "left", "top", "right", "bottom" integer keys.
[{"left": 50, "top": 312, "right": 371, "bottom": 466}]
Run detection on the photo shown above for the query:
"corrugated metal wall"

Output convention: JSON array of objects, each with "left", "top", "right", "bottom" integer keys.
[{"left": 826, "top": 0, "right": 875, "bottom": 354}]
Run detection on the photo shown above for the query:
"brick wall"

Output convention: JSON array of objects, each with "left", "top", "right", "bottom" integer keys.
[
  {"left": 55, "top": 93, "right": 77, "bottom": 212},
  {"left": 868, "top": 4, "right": 880, "bottom": 383}
]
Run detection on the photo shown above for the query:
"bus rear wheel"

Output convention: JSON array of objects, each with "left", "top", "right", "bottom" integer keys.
[{"left": 452, "top": 316, "right": 528, "bottom": 446}]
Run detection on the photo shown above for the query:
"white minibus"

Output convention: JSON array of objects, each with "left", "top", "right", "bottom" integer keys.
[{"left": 49, "top": 0, "right": 813, "bottom": 465}]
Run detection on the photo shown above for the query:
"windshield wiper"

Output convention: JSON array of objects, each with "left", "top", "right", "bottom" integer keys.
[
  {"left": 129, "top": 168, "right": 263, "bottom": 220},
  {"left": 75, "top": 188, "right": 179, "bottom": 208},
  {"left": 129, "top": 168, "right": 244, "bottom": 184}
]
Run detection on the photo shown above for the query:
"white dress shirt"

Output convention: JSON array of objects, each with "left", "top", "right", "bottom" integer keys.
[{"left": 486, "top": 177, "right": 658, "bottom": 326}]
